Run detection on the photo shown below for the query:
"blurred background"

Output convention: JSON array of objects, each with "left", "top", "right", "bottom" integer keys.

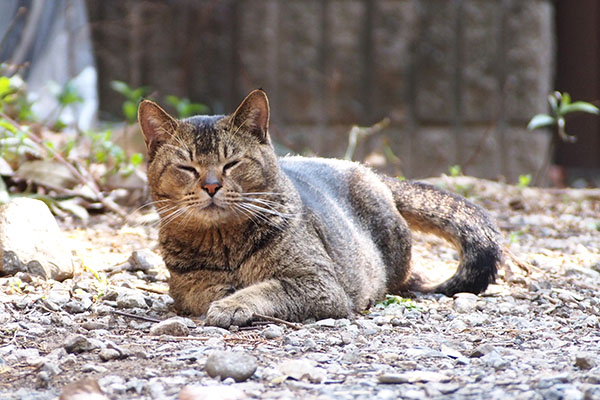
[{"left": 0, "top": 0, "right": 599, "bottom": 198}]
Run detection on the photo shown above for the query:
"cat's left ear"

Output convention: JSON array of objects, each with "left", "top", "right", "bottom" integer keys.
[
  {"left": 230, "top": 89, "right": 270, "bottom": 143},
  {"left": 138, "top": 100, "right": 179, "bottom": 159}
]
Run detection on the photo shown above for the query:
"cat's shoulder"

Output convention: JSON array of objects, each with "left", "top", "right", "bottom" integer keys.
[{"left": 278, "top": 155, "right": 363, "bottom": 176}]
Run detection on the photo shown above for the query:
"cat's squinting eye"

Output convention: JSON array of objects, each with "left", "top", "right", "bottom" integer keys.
[
  {"left": 176, "top": 165, "right": 198, "bottom": 174},
  {"left": 223, "top": 160, "right": 240, "bottom": 172}
]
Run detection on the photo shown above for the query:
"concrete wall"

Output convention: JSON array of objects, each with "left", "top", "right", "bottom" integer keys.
[{"left": 88, "top": 0, "right": 554, "bottom": 182}]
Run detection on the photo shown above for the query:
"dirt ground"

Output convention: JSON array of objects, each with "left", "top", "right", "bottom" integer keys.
[{"left": 1, "top": 176, "right": 599, "bottom": 400}]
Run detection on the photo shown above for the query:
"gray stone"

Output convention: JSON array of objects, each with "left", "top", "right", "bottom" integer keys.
[
  {"left": 0, "top": 198, "right": 73, "bottom": 280},
  {"left": 99, "top": 349, "right": 121, "bottom": 361},
  {"left": 179, "top": 385, "right": 246, "bottom": 400},
  {"left": 277, "top": 358, "right": 327, "bottom": 383},
  {"left": 149, "top": 318, "right": 189, "bottom": 337},
  {"left": 575, "top": 353, "right": 597, "bottom": 370},
  {"left": 379, "top": 371, "right": 451, "bottom": 384},
  {"left": 115, "top": 288, "right": 148, "bottom": 309},
  {"left": 64, "top": 334, "right": 99, "bottom": 354},
  {"left": 470, "top": 343, "right": 496, "bottom": 358},
  {"left": 204, "top": 351, "right": 257, "bottom": 382},
  {"left": 262, "top": 325, "right": 283, "bottom": 340},
  {"left": 125, "top": 249, "right": 163, "bottom": 272},
  {"left": 453, "top": 293, "right": 479, "bottom": 313},
  {"left": 314, "top": 318, "right": 337, "bottom": 328}
]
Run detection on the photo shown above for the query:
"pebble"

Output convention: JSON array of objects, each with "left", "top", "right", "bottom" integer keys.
[
  {"left": 575, "top": 353, "right": 597, "bottom": 370},
  {"left": 262, "top": 325, "right": 283, "bottom": 339},
  {"left": 179, "top": 385, "right": 246, "bottom": 400},
  {"left": 115, "top": 288, "right": 149, "bottom": 309},
  {"left": 277, "top": 359, "right": 327, "bottom": 383},
  {"left": 378, "top": 371, "right": 451, "bottom": 384},
  {"left": 453, "top": 293, "right": 479, "bottom": 313},
  {"left": 204, "top": 351, "right": 257, "bottom": 382},
  {"left": 149, "top": 318, "right": 190, "bottom": 336},
  {"left": 64, "top": 334, "right": 99, "bottom": 354},
  {"left": 99, "top": 348, "right": 121, "bottom": 361}
]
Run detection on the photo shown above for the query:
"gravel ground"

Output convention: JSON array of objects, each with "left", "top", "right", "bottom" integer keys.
[{"left": 1, "top": 176, "right": 599, "bottom": 400}]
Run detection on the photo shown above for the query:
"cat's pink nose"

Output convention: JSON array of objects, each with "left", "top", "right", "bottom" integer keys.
[{"left": 203, "top": 183, "right": 221, "bottom": 196}]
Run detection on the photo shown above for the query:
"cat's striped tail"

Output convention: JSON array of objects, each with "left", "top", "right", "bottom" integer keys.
[{"left": 383, "top": 177, "right": 502, "bottom": 296}]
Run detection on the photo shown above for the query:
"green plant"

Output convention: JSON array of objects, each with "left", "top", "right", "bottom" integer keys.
[
  {"left": 165, "top": 95, "right": 209, "bottom": 118},
  {"left": 528, "top": 91, "right": 599, "bottom": 142},
  {"left": 111, "top": 80, "right": 149, "bottom": 124},
  {"left": 87, "top": 129, "right": 143, "bottom": 176},
  {"left": 48, "top": 79, "right": 84, "bottom": 130},
  {"left": 517, "top": 174, "right": 532, "bottom": 188},
  {"left": 378, "top": 294, "right": 420, "bottom": 311},
  {"left": 448, "top": 165, "right": 462, "bottom": 177},
  {"left": 0, "top": 74, "right": 34, "bottom": 121}
]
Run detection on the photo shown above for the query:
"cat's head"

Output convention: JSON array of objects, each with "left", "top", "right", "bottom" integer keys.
[{"left": 138, "top": 90, "right": 281, "bottom": 229}]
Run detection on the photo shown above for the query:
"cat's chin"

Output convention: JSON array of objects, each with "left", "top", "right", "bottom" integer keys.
[{"left": 187, "top": 205, "right": 246, "bottom": 228}]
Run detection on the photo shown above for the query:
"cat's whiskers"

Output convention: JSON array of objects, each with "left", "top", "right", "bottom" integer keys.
[{"left": 234, "top": 203, "right": 285, "bottom": 230}]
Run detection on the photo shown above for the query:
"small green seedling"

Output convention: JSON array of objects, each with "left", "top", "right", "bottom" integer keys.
[
  {"left": 378, "top": 294, "right": 421, "bottom": 311},
  {"left": 528, "top": 91, "right": 599, "bottom": 143},
  {"left": 518, "top": 174, "right": 532, "bottom": 188}
]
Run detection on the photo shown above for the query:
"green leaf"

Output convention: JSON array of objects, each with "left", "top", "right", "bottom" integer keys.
[
  {"left": 110, "top": 80, "right": 132, "bottom": 97},
  {"left": 123, "top": 101, "right": 138, "bottom": 123},
  {"left": 560, "top": 101, "right": 600, "bottom": 115},
  {"left": 57, "top": 81, "right": 83, "bottom": 106},
  {"left": 129, "top": 152, "right": 143, "bottom": 167},
  {"left": 518, "top": 174, "right": 532, "bottom": 188},
  {"left": 527, "top": 114, "right": 556, "bottom": 130},
  {"left": 0, "top": 76, "right": 11, "bottom": 97},
  {"left": 0, "top": 119, "right": 18, "bottom": 134}
]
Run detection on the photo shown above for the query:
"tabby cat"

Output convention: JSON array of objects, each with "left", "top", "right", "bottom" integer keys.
[{"left": 138, "top": 90, "right": 502, "bottom": 328}]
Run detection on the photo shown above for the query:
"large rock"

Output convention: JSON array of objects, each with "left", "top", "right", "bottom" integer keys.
[{"left": 0, "top": 198, "right": 73, "bottom": 281}]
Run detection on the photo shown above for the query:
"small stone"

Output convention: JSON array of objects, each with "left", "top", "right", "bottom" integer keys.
[
  {"left": 379, "top": 371, "right": 451, "bottom": 384},
  {"left": 82, "top": 321, "right": 109, "bottom": 331},
  {"left": 115, "top": 288, "right": 148, "bottom": 309},
  {"left": 205, "top": 351, "right": 257, "bottom": 382},
  {"left": 262, "top": 325, "right": 283, "bottom": 339},
  {"left": 470, "top": 343, "right": 496, "bottom": 358},
  {"left": 575, "top": 353, "right": 596, "bottom": 370},
  {"left": 64, "top": 334, "right": 99, "bottom": 354},
  {"left": 278, "top": 359, "right": 327, "bottom": 383},
  {"left": 63, "top": 300, "right": 87, "bottom": 314},
  {"left": 314, "top": 318, "right": 336, "bottom": 328},
  {"left": 99, "top": 349, "right": 121, "bottom": 361},
  {"left": 453, "top": 293, "right": 479, "bottom": 313},
  {"left": 149, "top": 318, "right": 190, "bottom": 337},
  {"left": 482, "top": 351, "right": 509, "bottom": 370},
  {"left": 179, "top": 385, "right": 245, "bottom": 400},
  {"left": 127, "top": 249, "right": 164, "bottom": 271}
]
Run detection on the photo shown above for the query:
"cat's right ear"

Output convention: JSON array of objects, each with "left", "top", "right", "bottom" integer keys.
[{"left": 138, "top": 100, "right": 179, "bottom": 160}]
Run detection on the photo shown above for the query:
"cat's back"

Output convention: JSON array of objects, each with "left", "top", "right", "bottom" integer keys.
[
  {"left": 279, "top": 155, "right": 396, "bottom": 244},
  {"left": 279, "top": 156, "right": 363, "bottom": 216}
]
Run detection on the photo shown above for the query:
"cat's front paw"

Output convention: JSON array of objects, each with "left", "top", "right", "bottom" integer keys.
[{"left": 205, "top": 299, "right": 254, "bottom": 328}]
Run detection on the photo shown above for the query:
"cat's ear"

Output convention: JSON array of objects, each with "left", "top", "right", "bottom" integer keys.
[
  {"left": 230, "top": 89, "right": 270, "bottom": 143},
  {"left": 138, "top": 100, "right": 179, "bottom": 159}
]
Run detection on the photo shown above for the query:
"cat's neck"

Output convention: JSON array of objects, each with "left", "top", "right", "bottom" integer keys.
[{"left": 159, "top": 219, "right": 284, "bottom": 272}]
